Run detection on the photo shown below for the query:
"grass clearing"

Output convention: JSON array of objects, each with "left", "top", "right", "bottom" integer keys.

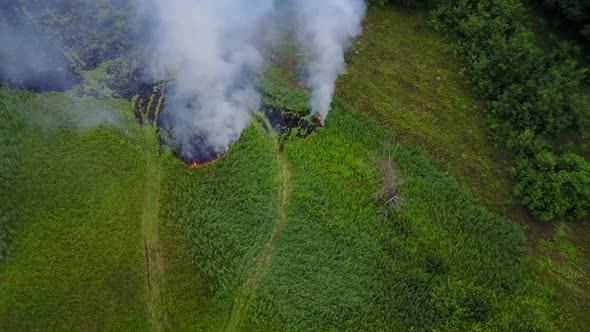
[
  {"left": 0, "top": 89, "right": 148, "bottom": 330},
  {"left": 239, "top": 102, "right": 555, "bottom": 330},
  {"left": 337, "top": 6, "right": 589, "bottom": 329},
  {"left": 158, "top": 122, "right": 281, "bottom": 330},
  {"left": 337, "top": 7, "right": 516, "bottom": 215}
]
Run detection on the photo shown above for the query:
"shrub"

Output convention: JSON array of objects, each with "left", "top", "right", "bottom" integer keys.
[
  {"left": 514, "top": 151, "right": 590, "bottom": 220},
  {"left": 433, "top": 0, "right": 584, "bottom": 137},
  {"left": 432, "top": 0, "right": 589, "bottom": 220},
  {"left": 542, "top": 0, "right": 590, "bottom": 41}
]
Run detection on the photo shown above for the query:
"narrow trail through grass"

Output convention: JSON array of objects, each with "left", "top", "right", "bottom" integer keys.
[
  {"left": 226, "top": 140, "right": 291, "bottom": 331},
  {"left": 141, "top": 125, "right": 167, "bottom": 331}
]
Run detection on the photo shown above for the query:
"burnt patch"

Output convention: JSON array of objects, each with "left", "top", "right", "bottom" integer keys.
[
  {"left": 175, "top": 136, "right": 228, "bottom": 165},
  {"left": 263, "top": 105, "right": 318, "bottom": 136},
  {"left": 156, "top": 93, "right": 232, "bottom": 166},
  {"left": 131, "top": 80, "right": 166, "bottom": 126},
  {"left": 262, "top": 103, "right": 320, "bottom": 151}
]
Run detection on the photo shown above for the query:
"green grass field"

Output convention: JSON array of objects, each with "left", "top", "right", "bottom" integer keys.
[
  {"left": 337, "top": 7, "right": 517, "bottom": 215},
  {"left": 336, "top": 5, "right": 590, "bottom": 329},
  {"left": 0, "top": 90, "right": 148, "bottom": 330},
  {"left": 237, "top": 103, "right": 555, "bottom": 330},
  {"left": 158, "top": 122, "right": 281, "bottom": 330},
  {"left": 1, "top": 4, "right": 589, "bottom": 331}
]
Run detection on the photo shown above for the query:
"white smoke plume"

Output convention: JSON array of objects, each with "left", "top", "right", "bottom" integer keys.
[
  {"left": 294, "top": 0, "right": 366, "bottom": 125},
  {"left": 147, "top": 0, "right": 366, "bottom": 156},
  {"left": 148, "top": 0, "right": 275, "bottom": 160}
]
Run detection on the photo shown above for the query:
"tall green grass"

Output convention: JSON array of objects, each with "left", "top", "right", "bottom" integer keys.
[
  {"left": 336, "top": 7, "right": 516, "bottom": 215},
  {"left": 242, "top": 102, "right": 555, "bottom": 330},
  {"left": 0, "top": 89, "right": 148, "bottom": 330},
  {"left": 160, "top": 123, "right": 280, "bottom": 293},
  {"left": 158, "top": 122, "right": 281, "bottom": 329}
]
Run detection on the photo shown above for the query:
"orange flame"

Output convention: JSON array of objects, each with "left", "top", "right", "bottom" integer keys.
[
  {"left": 312, "top": 115, "right": 323, "bottom": 127},
  {"left": 188, "top": 161, "right": 202, "bottom": 168},
  {"left": 185, "top": 146, "right": 229, "bottom": 168}
]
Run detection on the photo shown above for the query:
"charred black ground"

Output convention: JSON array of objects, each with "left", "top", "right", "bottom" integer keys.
[
  {"left": 128, "top": 73, "right": 319, "bottom": 165},
  {"left": 260, "top": 98, "right": 320, "bottom": 152},
  {"left": 263, "top": 105, "right": 319, "bottom": 137},
  {"left": 152, "top": 88, "right": 233, "bottom": 165}
]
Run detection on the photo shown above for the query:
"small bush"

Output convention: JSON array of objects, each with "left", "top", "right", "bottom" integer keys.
[{"left": 514, "top": 151, "right": 590, "bottom": 220}]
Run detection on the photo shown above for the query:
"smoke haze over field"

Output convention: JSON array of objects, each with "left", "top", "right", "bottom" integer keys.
[
  {"left": 1, "top": 0, "right": 366, "bottom": 156},
  {"left": 148, "top": 0, "right": 366, "bottom": 155},
  {"left": 0, "top": 18, "right": 74, "bottom": 92}
]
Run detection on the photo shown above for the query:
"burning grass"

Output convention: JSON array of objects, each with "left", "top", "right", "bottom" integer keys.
[{"left": 256, "top": 65, "right": 323, "bottom": 151}]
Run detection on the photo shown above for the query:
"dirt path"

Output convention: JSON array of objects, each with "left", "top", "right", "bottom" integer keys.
[
  {"left": 141, "top": 126, "right": 167, "bottom": 331},
  {"left": 225, "top": 144, "right": 291, "bottom": 331}
]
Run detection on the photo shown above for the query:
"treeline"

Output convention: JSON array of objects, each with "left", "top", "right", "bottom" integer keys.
[
  {"left": 540, "top": 0, "right": 590, "bottom": 41},
  {"left": 372, "top": 0, "right": 590, "bottom": 221}
]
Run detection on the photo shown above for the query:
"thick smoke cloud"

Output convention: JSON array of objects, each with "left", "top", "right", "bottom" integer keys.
[
  {"left": 0, "top": 21, "right": 75, "bottom": 92},
  {"left": 149, "top": 0, "right": 275, "bottom": 160},
  {"left": 294, "top": 0, "right": 366, "bottom": 124},
  {"left": 148, "top": 0, "right": 366, "bottom": 157},
  {"left": 1, "top": 0, "right": 366, "bottom": 156}
]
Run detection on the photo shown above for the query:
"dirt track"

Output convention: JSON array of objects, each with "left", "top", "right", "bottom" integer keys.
[
  {"left": 225, "top": 141, "right": 291, "bottom": 331},
  {"left": 141, "top": 125, "right": 167, "bottom": 331}
]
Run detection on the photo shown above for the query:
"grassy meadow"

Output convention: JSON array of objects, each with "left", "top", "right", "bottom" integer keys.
[
  {"left": 237, "top": 102, "right": 555, "bottom": 330},
  {"left": 0, "top": 3, "right": 589, "bottom": 331},
  {"left": 0, "top": 90, "right": 148, "bottom": 330},
  {"left": 336, "top": 5, "right": 589, "bottom": 329},
  {"left": 158, "top": 122, "right": 281, "bottom": 330},
  {"left": 337, "top": 7, "right": 516, "bottom": 214}
]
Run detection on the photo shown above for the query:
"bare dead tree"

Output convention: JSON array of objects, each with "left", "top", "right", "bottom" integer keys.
[{"left": 374, "top": 143, "right": 401, "bottom": 217}]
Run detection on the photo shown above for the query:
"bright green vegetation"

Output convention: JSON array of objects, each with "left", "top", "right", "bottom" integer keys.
[
  {"left": 337, "top": 8, "right": 515, "bottom": 214},
  {"left": 430, "top": 0, "right": 589, "bottom": 221},
  {"left": 2, "top": 2, "right": 589, "bottom": 330},
  {"left": 257, "top": 74, "right": 308, "bottom": 114},
  {"left": 159, "top": 224, "right": 230, "bottom": 330},
  {"left": 161, "top": 123, "right": 280, "bottom": 293},
  {"left": 158, "top": 122, "right": 281, "bottom": 330},
  {"left": 339, "top": 5, "right": 589, "bottom": 329},
  {"left": 237, "top": 102, "right": 556, "bottom": 330},
  {"left": 0, "top": 89, "right": 149, "bottom": 330},
  {"left": 536, "top": 223, "right": 590, "bottom": 330},
  {"left": 140, "top": 123, "right": 166, "bottom": 330}
]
